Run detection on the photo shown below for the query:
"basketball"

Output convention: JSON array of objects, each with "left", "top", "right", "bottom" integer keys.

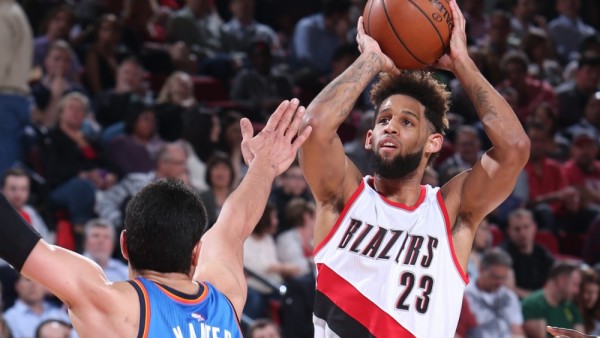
[{"left": 363, "top": 0, "right": 454, "bottom": 69}]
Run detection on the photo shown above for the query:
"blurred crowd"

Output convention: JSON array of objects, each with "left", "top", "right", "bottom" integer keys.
[{"left": 0, "top": 0, "right": 599, "bottom": 337}]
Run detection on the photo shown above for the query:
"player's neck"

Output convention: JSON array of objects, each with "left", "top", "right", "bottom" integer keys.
[
  {"left": 372, "top": 174, "right": 423, "bottom": 206},
  {"left": 136, "top": 270, "right": 198, "bottom": 293}
]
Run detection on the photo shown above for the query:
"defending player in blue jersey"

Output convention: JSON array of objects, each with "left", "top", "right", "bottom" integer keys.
[{"left": 0, "top": 99, "right": 311, "bottom": 337}]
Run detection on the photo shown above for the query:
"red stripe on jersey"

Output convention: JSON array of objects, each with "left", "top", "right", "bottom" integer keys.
[
  {"left": 316, "top": 263, "right": 416, "bottom": 338},
  {"left": 436, "top": 191, "right": 469, "bottom": 284},
  {"left": 314, "top": 179, "right": 365, "bottom": 255}
]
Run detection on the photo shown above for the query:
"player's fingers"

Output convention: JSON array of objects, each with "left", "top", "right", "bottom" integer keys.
[
  {"left": 284, "top": 105, "right": 305, "bottom": 140},
  {"left": 357, "top": 16, "right": 365, "bottom": 34},
  {"left": 240, "top": 118, "right": 254, "bottom": 142},
  {"left": 278, "top": 98, "right": 300, "bottom": 133},
  {"left": 450, "top": 0, "right": 466, "bottom": 32},
  {"left": 291, "top": 126, "right": 312, "bottom": 153},
  {"left": 264, "top": 100, "right": 289, "bottom": 132}
]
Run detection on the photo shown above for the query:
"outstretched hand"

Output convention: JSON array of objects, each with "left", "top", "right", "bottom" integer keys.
[
  {"left": 356, "top": 16, "right": 401, "bottom": 76},
  {"left": 432, "top": 0, "right": 469, "bottom": 72},
  {"left": 240, "top": 99, "right": 312, "bottom": 177},
  {"left": 546, "top": 326, "right": 595, "bottom": 338}
]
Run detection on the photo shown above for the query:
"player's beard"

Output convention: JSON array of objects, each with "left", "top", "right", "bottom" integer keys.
[{"left": 371, "top": 148, "right": 423, "bottom": 180}]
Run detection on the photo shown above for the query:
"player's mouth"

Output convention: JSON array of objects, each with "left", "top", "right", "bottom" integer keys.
[{"left": 378, "top": 138, "right": 399, "bottom": 149}]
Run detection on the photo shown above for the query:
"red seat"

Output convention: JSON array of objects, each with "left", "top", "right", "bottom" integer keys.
[
  {"left": 193, "top": 75, "right": 228, "bottom": 101},
  {"left": 489, "top": 225, "right": 504, "bottom": 247},
  {"left": 535, "top": 230, "right": 559, "bottom": 255}
]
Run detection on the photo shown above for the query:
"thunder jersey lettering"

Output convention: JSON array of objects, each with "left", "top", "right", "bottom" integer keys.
[
  {"left": 129, "top": 277, "right": 242, "bottom": 338},
  {"left": 313, "top": 177, "right": 469, "bottom": 338}
]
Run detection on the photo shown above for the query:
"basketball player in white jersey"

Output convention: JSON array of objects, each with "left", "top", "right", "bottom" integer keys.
[{"left": 298, "top": 0, "right": 530, "bottom": 337}]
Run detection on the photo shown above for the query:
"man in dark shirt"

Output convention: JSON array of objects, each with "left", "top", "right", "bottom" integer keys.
[{"left": 500, "top": 208, "right": 555, "bottom": 299}]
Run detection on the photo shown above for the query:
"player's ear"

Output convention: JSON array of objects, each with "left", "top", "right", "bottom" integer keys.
[
  {"left": 427, "top": 133, "right": 443, "bottom": 154},
  {"left": 191, "top": 241, "right": 202, "bottom": 269},
  {"left": 120, "top": 230, "right": 129, "bottom": 261},
  {"left": 365, "top": 130, "right": 374, "bottom": 150}
]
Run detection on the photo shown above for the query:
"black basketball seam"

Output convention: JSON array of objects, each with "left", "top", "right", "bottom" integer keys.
[
  {"left": 366, "top": 0, "right": 375, "bottom": 34},
  {"left": 381, "top": 0, "right": 428, "bottom": 65},
  {"left": 407, "top": 0, "right": 447, "bottom": 51}
]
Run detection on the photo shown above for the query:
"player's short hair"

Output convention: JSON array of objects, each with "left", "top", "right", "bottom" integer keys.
[
  {"left": 125, "top": 179, "right": 207, "bottom": 274},
  {"left": 370, "top": 71, "right": 450, "bottom": 136}
]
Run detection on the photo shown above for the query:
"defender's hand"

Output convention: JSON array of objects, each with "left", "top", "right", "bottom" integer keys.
[{"left": 240, "top": 99, "right": 312, "bottom": 177}]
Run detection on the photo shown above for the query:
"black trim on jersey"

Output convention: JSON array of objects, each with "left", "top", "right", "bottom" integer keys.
[
  {"left": 314, "top": 290, "right": 375, "bottom": 338},
  {"left": 128, "top": 280, "right": 146, "bottom": 338},
  {"left": 157, "top": 281, "right": 205, "bottom": 300}
]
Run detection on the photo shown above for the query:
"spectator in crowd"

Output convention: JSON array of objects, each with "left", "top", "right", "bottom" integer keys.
[
  {"left": 501, "top": 208, "right": 554, "bottom": 299},
  {"left": 107, "top": 103, "right": 164, "bottom": 176},
  {"left": 155, "top": 71, "right": 197, "bottom": 141},
  {"left": 583, "top": 215, "right": 600, "bottom": 266},
  {"left": 465, "top": 248, "right": 525, "bottom": 338},
  {"left": 467, "top": 217, "right": 493, "bottom": 282},
  {"left": 563, "top": 35, "right": 600, "bottom": 82},
  {"left": 1, "top": 168, "right": 51, "bottom": 243},
  {"left": 34, "top": 319, "right": 71, "bottom": 338},
  {"left": 521, "top": 29, "right": 564, "bottom": 87},
  {"left": 166, "top": 0, "right": 233, "bottom": 80},
  {"left": 344, "top": 111, "right": 374, "bottom": 175},
  {"left": 3, "top": 276, "right": 70, "bottom": 338},
  {"left": 32, "top": 5, "right": 80, "bottom": 82},
  {"left": 230, "top": 41, "right": 294, "bottom": 122},
  {"left": 509, "top": 0, "right": 545, "bottom": 43},
  {"left": 276, "top": 198, "right": 316, "bottom": 278},
  {"left": 290, "top": 0, "right": 352, "bottom": 77},
  {"left": 462, "top": 0, "right": 489, "bottom": 45},
  {"left": 94, "top": 57, "right": 147, "bottom": 131},
  {"left": 561, "top": 92, "right": 600, "bottom": 149},
  {"left": 548, "top": 0, "right": 597, "bottom": 64},
  {"left": 246, "top": 318, "right": 281, "bottom": 338},
  {"left": 243, "top": 204, "right": 300, "bottom": 320},
  {"left": 576, "top": 268, "right": 600, "bottom": 335},
  {"left": 496, "top": 50, "right": 557, "bottom": 124},
  {"left": 0, "top": 0, "right": 33, "bottom": 176},
  {"left": 221, "top": 0, "right": 283, "bottom": 59},
  {"left": 562, "top": 129, "right": 600, "bottom": 210},
  {"left": 438, "top": 125, "right": 483, "bottom": 184},
  {"left": 525, "top": 123, "right": 574, "bottom": 230},
  {"left": 32, "top": 41, "right": 88, "bottom": 129},
  {"left": 95, "top": 141, "right": 189, "bottom": 229},
  {"left": 557, "top": 54, "right": 600, "bottom": 127},
  {"left": 44, "top": 93, "right": 114, "bottom": 247},
  {"left": 199, "top": 153, "right": 236, "bottom": 228},
  {"left": 480, "top": 10, "right": 514, "bottom": 86},
  {"left": 269, "top": 161, "right": 313, "bottom": 235},
  {"left": 82, "top": 219, "right": 128, "bottom": 282},
  {"left": 85, "top": 14, "right": 131, "bottom": 96},
  {"left": 522, "top": 261, "right": 584, "bottom": 337}
]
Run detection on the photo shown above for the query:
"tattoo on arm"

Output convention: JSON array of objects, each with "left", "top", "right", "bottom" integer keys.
[
  {"left": 469, "top": 84, "right": 499, "bottom": 123},
  {"left": 315, "top": 53, "right": 383, "bottom": 117}
]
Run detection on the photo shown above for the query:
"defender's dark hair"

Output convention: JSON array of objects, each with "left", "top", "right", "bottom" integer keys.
[
  {"left": 370, "top": 71, "right": 450, "bottom": 136},
  {"left": 125, "top": 179, "right": 207, "bottom": 274}
]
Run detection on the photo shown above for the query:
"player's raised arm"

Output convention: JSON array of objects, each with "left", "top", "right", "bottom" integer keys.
[
  {"left": 299, "top": 16, "right": 400, "bottom": 240},
  {"left": 194, "top": 99, "right": 312, "bottom": 317},
  {"left": 437, "top": 0, "right": 529, "bottom": 235},
  {"left": 0, "top": 195, "right": 114, "bottom": 314}
]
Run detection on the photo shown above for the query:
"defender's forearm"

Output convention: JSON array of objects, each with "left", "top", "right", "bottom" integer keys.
[
  {"left": 454, "top": 58, "right": 528, "bottom": 153},
  {"left": 302, "top": 52, "right": 383, "bottom": 133}
]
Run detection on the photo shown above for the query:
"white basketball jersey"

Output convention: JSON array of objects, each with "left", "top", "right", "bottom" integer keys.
[{"left": 313, "top": 176, "right": 468, "bottom": 338}]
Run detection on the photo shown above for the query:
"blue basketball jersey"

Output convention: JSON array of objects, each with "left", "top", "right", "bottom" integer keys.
[{"left": 129, "top": 276, "right": 243, "bottom": 338}]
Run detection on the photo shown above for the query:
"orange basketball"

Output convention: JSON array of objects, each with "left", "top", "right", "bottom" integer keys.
[{"left": 363, "top": 0, "right": 453, "bottom": 69}]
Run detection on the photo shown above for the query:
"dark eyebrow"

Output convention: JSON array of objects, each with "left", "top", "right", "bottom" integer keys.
[{"left": 377, "top": 108, "right": 419, "bottom": 120}]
